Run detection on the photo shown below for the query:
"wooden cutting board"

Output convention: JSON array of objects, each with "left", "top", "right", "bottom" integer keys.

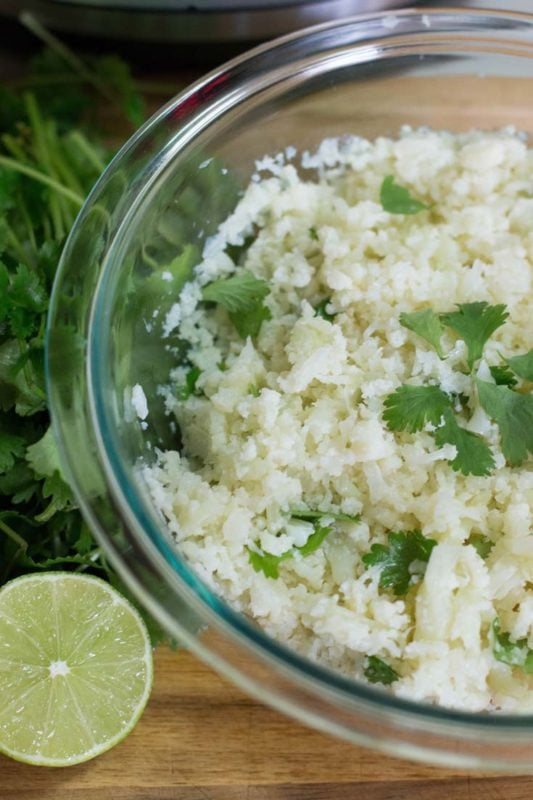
[{"left": 1, "top": 647, "right": 532, "bottom": 800}]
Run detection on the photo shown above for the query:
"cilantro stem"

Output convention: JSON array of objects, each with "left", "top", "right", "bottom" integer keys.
[
  {"left": 0, "top": 518, "right": 28, "bottom": 552},
  {"left": 24, "top": 94, "right": 68, "bottom": 240},
  {"left": 5, "top": 224, "right": 30, "bottom": 266},
  {"left": 2, "top": 133, "right": 28, "bottom": 163},
  {"left": 0, "top": 156, "right": 84, "bottom": 206},
  {"left": 68, "top": 130, "right": 106, "bottom": 174},
  {"left": 17, "top": 194, "right": 38, "bottom": 257},
  {"left": 19, "top": 12, "right": 116, "bottom": 103}
]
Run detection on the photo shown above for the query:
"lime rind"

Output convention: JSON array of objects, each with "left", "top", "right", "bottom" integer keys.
[{"left": 0, "top": 572, "right": 153, "bottom": 767}]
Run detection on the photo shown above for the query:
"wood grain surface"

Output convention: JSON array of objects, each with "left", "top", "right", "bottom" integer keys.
[{"left": 1, "top": 647, "right": 532, "bottom": 800}]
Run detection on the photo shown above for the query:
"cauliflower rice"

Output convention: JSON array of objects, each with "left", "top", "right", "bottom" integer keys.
[{"left": 145, "top": 128, "right": 533, "bottom": 712}]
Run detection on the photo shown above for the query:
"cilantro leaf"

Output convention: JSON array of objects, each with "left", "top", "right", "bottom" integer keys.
[
  {"left": 291, "top": 510, "right": 360, "bottom": 524},
  {"left": 309, "top": 226, "right": 319, "bottom": 241},
  {"left": 400, "top": 309, "right": 444, "bottom": 358},
  {"left": 489, "top": 364, "right": 518, "bottom": 388},
  {"left": 380, "top": 175, "right": 429, "bottom": 215},
  {"left": 362, "top": 529, "right": 437, "bottom": 596},
  {"left": 202, "top": 271, "right": 270, "bottom": 314},
  {"left": 492, "top": 619, "right": 533, "bottom": 674},
  {"left": 476, "top": 379, "right": 533, "bottom": 466},
  {"left": 145, "top": 243, "right": 198, "bottom": 300},
  {"left": 364, "top": 655, "right": 399, "bottom": 686},
  {"left": 203, "top": 271, "right": 271, "bottom": 339},
  {"left": 10, "top": 263, "right": 48, "bottom": 314},
  {"left": 296, "top": 525, "right": 332, "bottom": 557},
  {"left": 247, "top": 545, "right": 292, "bottom": 579},
  {"left": 229, "top": 302, "right": 271, "bottom": 339},
  {"left": 0, "top": 431, "right": 26, "bottom": 472},
  {"left": 440, "top": 302, "right": 508, "bottom": 369},
  {"left": 176, "top": 366, "right": 201, "bottom": 401},
  {"left": 506, "top": 349, "right": 533, "bottom": 382},
  {"left": 25, "top": 426, "right": 64, "bottom": 480},
  {"left": 383, "top": 385, "right": 451, "bottom": 433},
  {"left": 433, "top": 408, "right": 495, "bottom": 477},
  {"left": 314, "top": 298, "right": 335, "bottom": 322}
]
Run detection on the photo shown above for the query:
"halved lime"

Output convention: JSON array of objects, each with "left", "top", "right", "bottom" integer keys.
[{"left": 0, "top": 572, "right": 153, "bottom": 766}]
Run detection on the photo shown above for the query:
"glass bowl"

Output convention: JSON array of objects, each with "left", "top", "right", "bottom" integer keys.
[{"left": 47, "top": 8, "right": 533, "bottom": 770}]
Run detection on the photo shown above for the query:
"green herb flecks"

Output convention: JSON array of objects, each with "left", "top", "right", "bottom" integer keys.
[
  {"left": 314, "top": 298, "right": 335, "bottom": 322},
  {"left": 247, "top": 509, "right": 358, "bottom": 578},
  {"left": 176, "top": 366, "right": 201, "bottom": 401},
  {"left": 364, "top": 655, "right": 400, "bottom": 686},
  {"left": 246, "top": 546, "right": 293, "bottom": 580},
  {"left": 492, "top": 619, "right": 533, "bottom": 674},
  {"left": 362, "top": 529, "right": 437, "bottom": 596},
  {"left": 467, "top": 533, "right": 494, "bottom": 560},
  {"left": 380, "top": 175, "right": 430, "bottom": 215}
]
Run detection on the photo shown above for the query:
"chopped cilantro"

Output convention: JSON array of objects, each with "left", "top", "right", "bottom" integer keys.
[
  {"left": 291, "top": 509, "right": 360, "bottom": 524},
  {"left": 362, "top": 529, "right": 437, "bottom": 596},
  {"left": 230, "top": 302, "right": 272, "bottom": 339},
  {"left": 379, "top": 175, "right": 430, "bottom": 215},
  {"left": 489, "top": 364, "right": 518, "bottom": 388},
  {"left": 314, "top": 298, "right": 335, "bottom": 322},
  {"left": 477, "top": 379, "right": 533, "bottom": 466},
  {"left": 492, "top": 619, "right": 533, "bottom": 673},
  {"left": 202, "top": 271, "right": 271, "bottom": 338},
  {"left": 176, "top": 366, "right": 201, "bottom": 401},
  {"left": 400, "top": 309, "right": 444, "bottom": 358},
  {"left": 467, "top": 533, "right": 494, "bottom": 560},
  {"left": 248, "top": 384, "right": 261, "bottom": 397},
  {"left": 506, "top": 349, "right": 533, "bottom": 382},
  {"left": 383, "top": 385, "right": 451, "bottom": 433},
  {"left": 364, "top": 655, "right": 399, "bottom": 686},
  {"left": 246, "top": 545, "right": 292, "bottom": 579},
  {"left": 433, "top": 408, "right": 495, "bottom": 477},
  {"left": 296, "top": 526, "right": 332, "bottom": 557},
  {"left": 440, "top": 302, "right": 508, "bottom": 369},
  {"left": 309, "top": 226, "right": 319, "bottom": 241}
]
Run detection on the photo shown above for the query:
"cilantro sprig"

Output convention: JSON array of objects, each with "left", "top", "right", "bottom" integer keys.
[
  {"left": 385, "top": 303, "right": 532, "bottom": 475},
  {"left": 362, "top": 529, "right": 437, "bottom": 596}
]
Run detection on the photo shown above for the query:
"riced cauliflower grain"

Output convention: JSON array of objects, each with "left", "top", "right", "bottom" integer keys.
[{"left": 145, "top": 128, "right": 532, "bottom": 712}]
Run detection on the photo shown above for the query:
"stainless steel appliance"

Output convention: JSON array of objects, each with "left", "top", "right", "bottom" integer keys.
[{"left": 0, "top": 0, "right": 410, "bottom": 42}]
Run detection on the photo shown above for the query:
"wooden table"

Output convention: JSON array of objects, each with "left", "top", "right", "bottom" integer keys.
[{"left": 1, "top": 647, "right": 532, "bottom": 800}]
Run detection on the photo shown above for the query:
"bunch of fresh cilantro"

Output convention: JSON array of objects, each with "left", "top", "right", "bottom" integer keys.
[{"left": 0, "top": 36, "right": 172, "bottom": 642}]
